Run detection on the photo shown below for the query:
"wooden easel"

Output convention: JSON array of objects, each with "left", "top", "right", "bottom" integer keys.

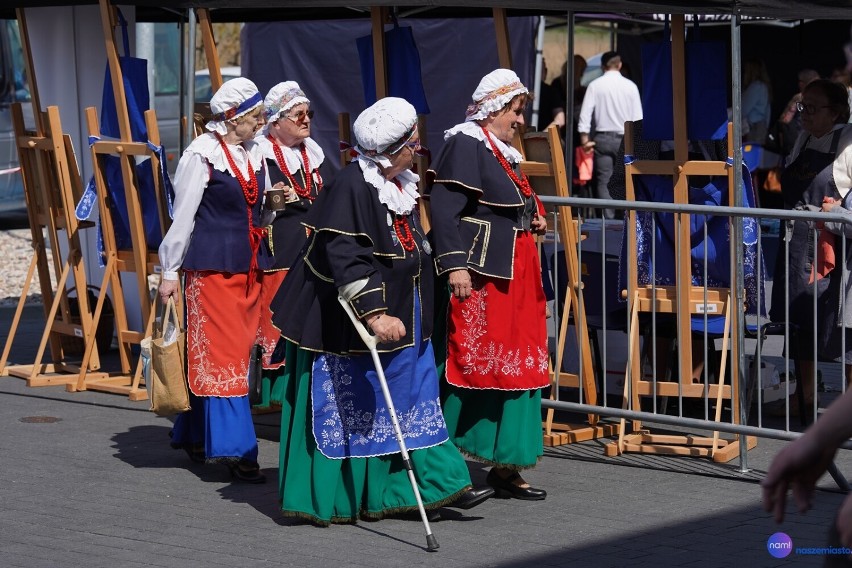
[
  {"left": 71, "top": 0, "right": 171, "bottom": 400},
  {"left": 604, "top": 15, "right": 756, "bottom": 462},
  {"left": 0, "top": 9, "right": 105, "bottom": 387},
  {"left": 521, "top": 125, "right": 619, "bottom": 445}
]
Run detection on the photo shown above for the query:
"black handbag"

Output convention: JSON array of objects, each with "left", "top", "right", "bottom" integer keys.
[{"left": 248, "top": 344, "right": 264, "bottom": 405}]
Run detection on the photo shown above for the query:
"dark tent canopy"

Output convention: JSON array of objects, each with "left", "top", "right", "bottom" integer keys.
[{"left": 1, "top": 1, "right": 851, "bottom": 21}]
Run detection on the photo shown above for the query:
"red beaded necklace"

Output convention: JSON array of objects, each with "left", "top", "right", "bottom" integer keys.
[
  {"left": 390, "top": 178, "right": 416, "bottom": 252},
  {"left": 267, "top": 135, "right": 321, "bottom": 199},
  {"left": 215, "top": 133, "right": 267, "bottom": 282},
  {"left": 480, "top": 126, "right": 533, "bottom": 198},
  {"left": 216, "top": 133, "right": 259, "bottom": 205}
]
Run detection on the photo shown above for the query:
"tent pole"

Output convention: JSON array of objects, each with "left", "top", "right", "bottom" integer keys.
[
  {"left": 370, "top": 7, "right": 388, "bottom": 99},
  {"left": 531, "top": 16, "right": 545, "bottom": 128},
  {"left": 731, "top": 13, "right": 749, "bottom": 473},
  {"left": 493, "top": 8, "right": 512, "bottom": 69},
  {"left": 183, "top": 8, "right": 197, "bottom": 151},
  {"left": 565, "top": 11, "right": 575, "bottom": 181}
]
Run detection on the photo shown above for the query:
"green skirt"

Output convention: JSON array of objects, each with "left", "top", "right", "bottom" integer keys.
[
  {"left": 441, "top": 383, "right": 543, "bottom": 470},
  {"left": 433, "top": 275, "right": 543, "bottom": 470},
  {"left": 278, "top": 341, "right": 472, "bottom": 525}
]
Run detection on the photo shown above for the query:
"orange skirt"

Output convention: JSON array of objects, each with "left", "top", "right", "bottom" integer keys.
[
  {"left": 185, "top": 270, "right": 282, "bottom": 397},
  {"left": 445, "top": 232, "right": 549, "bottom": 391}
]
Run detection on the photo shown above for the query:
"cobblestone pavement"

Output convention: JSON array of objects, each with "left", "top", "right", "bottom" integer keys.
[{"left": 0, "top": 218, "right": 56, "bottom": 308}]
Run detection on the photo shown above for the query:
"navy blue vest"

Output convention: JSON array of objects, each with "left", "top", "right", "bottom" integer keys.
[{"left": 182, "top": 163, "right": 273, "bottom": 273}]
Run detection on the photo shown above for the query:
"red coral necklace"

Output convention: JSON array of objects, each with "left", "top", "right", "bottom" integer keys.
[
  {"left": 481, "top": 126, "right": 533, "bottom": 198},
  {"left": 391, "top": 178, "right": 416, "bottom": 252},
  {"left": 215, "top": 133, "right": 267, "bottom": 282},
  {"left": 267, "top": 135, "right": 321, "bottom": 199}
]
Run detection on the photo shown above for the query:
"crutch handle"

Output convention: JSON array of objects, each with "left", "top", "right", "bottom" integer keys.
[{"left": 337, "top": 295, "right": 379, "bottom": 350}]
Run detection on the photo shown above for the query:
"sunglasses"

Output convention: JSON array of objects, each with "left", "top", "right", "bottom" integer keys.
[
  {"left": 796, "top": 102, "right": 830, "bottom": 115},
  {"left": 285, "top": 109, "right": 314, "bottom": 124}
]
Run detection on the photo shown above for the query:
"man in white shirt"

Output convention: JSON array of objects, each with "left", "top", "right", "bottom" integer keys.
[{"left": 577, "top": 51, "right": 643, "bottom": 218}]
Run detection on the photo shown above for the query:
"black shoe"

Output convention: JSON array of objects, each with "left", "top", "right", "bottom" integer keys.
[
  {"left": 229, "top": 464, "right": 267, "bottom": 484},
  {"left": 183, "top": 445, "right": 206, "bottom": 464},
  {"left": 446, "top": 486, "right": 494, "bottom": 510},
  {"left": 486, "top": 469, "right": 546, "bottom": 501}
]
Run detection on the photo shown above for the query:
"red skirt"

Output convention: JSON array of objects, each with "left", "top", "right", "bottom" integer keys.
[
  {"left": 445, "top": 232, "right": 549, "bottom": 390},
  {"left": 185, "top": 270, "right": 282, "bottom": 397},
  {"left": 259, "top": 270, "right": 287, "bottom": 370}
]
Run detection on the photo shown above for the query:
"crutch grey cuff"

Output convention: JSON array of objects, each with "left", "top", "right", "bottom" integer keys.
[{"left": 338, "top": 278, "right": 369, "bottom": 301}]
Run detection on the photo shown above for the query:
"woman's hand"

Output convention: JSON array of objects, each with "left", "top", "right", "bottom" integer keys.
[
  {"left": 366, "top": 313, "right": 406, "bottom": 344},
  {"left": 158, "top": 278, "right": 180, "bottom": 305},
  {"left": 823, "top": 196, "right": 840, "bottom": 213},
  {"left": 531, "top": 213, "right": 548, "bottom": 235},
  {"left": 448, "top": 268, "right": 472, "bottom": 300},
  {"left": 271, "top": 181, "right": 297, "bottom": 202}
]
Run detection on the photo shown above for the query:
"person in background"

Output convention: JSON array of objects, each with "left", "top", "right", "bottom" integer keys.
[
  {"left": 158, "top": 77, "right": 279, "bottom": 483},
  {"left": 577, "top": 51, "right": 643, "bottom": 218},
  {"left": 269, "top": 97, "right": 493, "bottom": 525},
  {"left": 427, "top": 69, "right": 549, "bottom": 502},
  {"left": 775, "top": 68, "right": 821, "bottom": 157},
  {"left": 742, "top": 57, "right": 773, "bottom": 144},
  {"left": 256, "top": 81, "right": 332, "bottom": 407},
  {"left": 769, "top": 79, "right": 852, "bottom": 417},
  {"left": 535, "top": 57, "right": 561, "bottom": 133},
  {"left": 830, "top": 67, "right": 852, "bottom": 124}
]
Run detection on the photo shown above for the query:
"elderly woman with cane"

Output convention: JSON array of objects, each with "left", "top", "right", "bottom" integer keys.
[
  {"left": 158, "top": 77, "right": 280, "bottom": 483},
  {"left": 270, "top": 97, "right": 493, "bottom": 526},
  {"left": 427, "top": 69, "right": 549, "bottom": 501}
]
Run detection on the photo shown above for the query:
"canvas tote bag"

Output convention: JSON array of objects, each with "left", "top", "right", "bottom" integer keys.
[{"left": 150, "top": 297, "right": 190, "bottom": 416}]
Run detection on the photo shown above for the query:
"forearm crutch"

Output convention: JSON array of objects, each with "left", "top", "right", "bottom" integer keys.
[{"left": 337, "top": 296, "right": 439, "bottom": 552}]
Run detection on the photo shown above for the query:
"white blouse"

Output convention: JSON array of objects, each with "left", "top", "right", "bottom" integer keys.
[{"left": 158, "top": 133, "right": 271, "bottom": 280}]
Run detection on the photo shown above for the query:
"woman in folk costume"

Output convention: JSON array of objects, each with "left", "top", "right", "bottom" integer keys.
[
  {"left": 158, "top": 77, "right": 280, "bottom": 483},
  {"left": 426, "top": 69, "right": 549, "bottom": 500},
  {"left": 255, "top": 81, "right": 331, "bottom": 406},
  {"left": 270, "top": 97, "right": 493, "bottom": 525}
]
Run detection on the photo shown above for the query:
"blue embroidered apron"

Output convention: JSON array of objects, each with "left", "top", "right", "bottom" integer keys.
[{"left": 310, "top": 292, "right": 448, "bottom": 459}]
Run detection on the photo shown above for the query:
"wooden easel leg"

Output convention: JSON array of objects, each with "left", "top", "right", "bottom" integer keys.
[
  {"left": 27, "top": 261, "right": 72, "bottom": 384},
  {"left": 0, "top": 249, "right": 40, "bottom": 375}
]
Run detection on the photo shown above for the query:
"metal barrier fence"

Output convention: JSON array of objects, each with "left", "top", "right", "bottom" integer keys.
[{"left": 538, "top": 194, "right": 852, "bottom": 481}]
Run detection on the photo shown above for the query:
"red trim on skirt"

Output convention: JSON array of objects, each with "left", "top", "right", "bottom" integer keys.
[
  {"left": 185, "top": 270, "right": 282, "bottom": 397},
  {"left": 445, "top": 232, "right": 549, "bottom": 390}
]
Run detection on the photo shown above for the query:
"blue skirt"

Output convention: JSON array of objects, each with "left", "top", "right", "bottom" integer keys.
[{"left": 171, "top": 393, "right": 259, "bottom": 466}]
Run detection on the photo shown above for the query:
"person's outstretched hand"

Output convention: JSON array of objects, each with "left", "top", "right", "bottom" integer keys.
[{"left": 761, "top": 434, "right": 836, "bottom": 523}]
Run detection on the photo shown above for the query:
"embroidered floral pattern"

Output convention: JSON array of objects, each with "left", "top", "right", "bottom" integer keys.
[
  {"left": 185, "top": 273, "right": 249, "bottom": 396},
  {"left": 457, "top": 288, "right": 549, "bottom": 378},
  {"left": 313, "top": 353, "right": 447, "bottom": 458}
]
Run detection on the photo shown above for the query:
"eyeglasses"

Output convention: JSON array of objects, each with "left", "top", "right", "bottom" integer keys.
[
  {"left": 796, "top": 102, "right": 831, "bottom": 115},
  {"left": 403, "top": 139, "right": 422, "bottom": 151},
  {"left": 285, "top": 109, "right": 314, "bottom": 123}
]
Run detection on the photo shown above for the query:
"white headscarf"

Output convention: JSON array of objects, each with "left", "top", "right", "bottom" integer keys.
[
  {"left": 262, "top": 81, "right": 310, "bottom": 134},
  {"left": 465, "top": 68, "right": 528, "bottom": 122},
  {"left": 205, "top": 77, "right": 263, "bottom": 135},
  {"left": 353, "top": 97, "right": 418, "bottom": 169},
  {"left": 352, "top": 97, "right": 420, "bottom": 215}
]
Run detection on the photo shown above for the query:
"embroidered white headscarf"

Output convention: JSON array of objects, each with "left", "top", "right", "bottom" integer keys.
[
  {"left": 465, "top": 68, "right": 528, "bottom": 122},
  {"left": 352, "top": 97, "right": 420, "bottom": 215},
  {"left": 262, "top": 81, "right": 310, "bottom": 132}
]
